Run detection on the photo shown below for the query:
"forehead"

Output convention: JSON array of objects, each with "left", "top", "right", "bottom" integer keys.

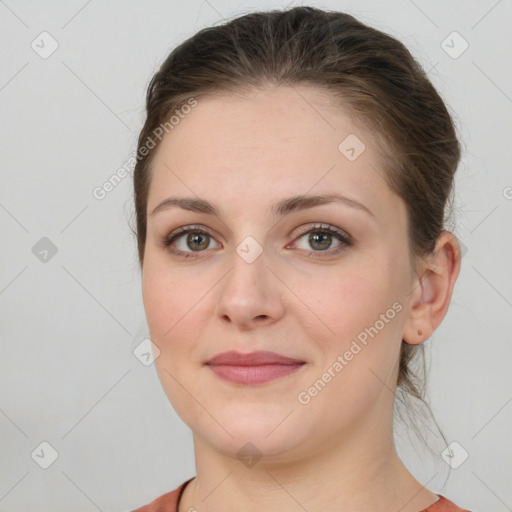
[
  {"left": 148, "top": 85, "right": 401, "bottom": 223},
  {"left": 153, "top": 85, "right": 363, "bottom": 167}
]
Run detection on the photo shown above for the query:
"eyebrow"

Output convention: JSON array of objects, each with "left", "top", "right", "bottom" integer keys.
[{"left": 149, "top": 193, "right": 374, "bottom": 219}]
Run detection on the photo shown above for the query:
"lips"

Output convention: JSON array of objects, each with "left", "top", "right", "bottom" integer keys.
[
  {"left": 205, "top": 350, "right": 305, "bottom": 366},
  {"left": 205, "top": 350, "right": 306, "bottom": 385}
]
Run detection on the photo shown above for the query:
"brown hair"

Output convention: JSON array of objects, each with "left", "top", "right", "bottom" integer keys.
[{"left": 131, "top": 6, "right": 460, "bottom": 454}]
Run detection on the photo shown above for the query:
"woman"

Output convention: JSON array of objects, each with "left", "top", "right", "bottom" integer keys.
[{"left": 130, "top": 6, "right": 470, "bottom": 511}]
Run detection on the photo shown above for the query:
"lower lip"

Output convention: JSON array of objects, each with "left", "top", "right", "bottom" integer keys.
[{"left": 207, "top": 363, "right": 305, "bottom": 385}]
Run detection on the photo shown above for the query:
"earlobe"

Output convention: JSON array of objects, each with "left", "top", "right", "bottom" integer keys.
[{"left": 402, "top": 232, "right": 461, "bottom": 345}]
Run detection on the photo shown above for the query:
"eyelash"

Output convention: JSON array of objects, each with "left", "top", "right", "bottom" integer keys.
[{"left": 160, "top": 223, "right": 353, "bottom": 260}]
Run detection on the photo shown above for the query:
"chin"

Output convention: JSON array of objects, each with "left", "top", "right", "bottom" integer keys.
[
  {"left": 194, "top": 410, "right": 307, "bottom": 459},
  {"left": 209, "top": 430, "right": 306, "bottom": 465}
]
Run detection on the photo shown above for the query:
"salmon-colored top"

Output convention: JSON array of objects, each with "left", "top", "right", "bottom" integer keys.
[{"left": 131, "top": 478, "right": 472, "bottom": 512}]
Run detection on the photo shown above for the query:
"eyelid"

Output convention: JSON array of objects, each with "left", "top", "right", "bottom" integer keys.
[
  {"left": 160, "top": 224, "right": 221, "bottom": 250},
  {"left": 287, "top": 223, "right": 353, "bottom": 258},
  {"left": 162, "top": 223, "right": 353, "bottom": 257},
  {"left": 291, "top": 223, "right": 353, "bottom": 244}
]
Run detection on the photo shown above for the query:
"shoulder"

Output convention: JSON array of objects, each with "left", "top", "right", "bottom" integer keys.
[
  {"left": 129, "top": 477, "right": 194, "bottom": 512},
  {"left": 423, "top": 494, "right": 473, "bottom": 512}
]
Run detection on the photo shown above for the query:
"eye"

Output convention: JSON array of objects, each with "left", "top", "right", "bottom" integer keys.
[
  {"left": 290, "top": 223, "right": 352, "bottom": 257},
  {"left": 161, "top": 225, "right": 221, "bottom": 258},
  {"left": 161, "top": 223, "right": 352, "bottom": 259}
]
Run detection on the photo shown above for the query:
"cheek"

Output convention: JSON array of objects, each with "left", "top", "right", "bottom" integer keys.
[
  {"left": 142, "top": 272, "right": 169, "bottom": 336},
  {"left": 294, "top": 268, "right": 396, "bottom": 338},
  {"left": 293, "top": 269, "right": 404, "bottom": 413},
  {"left": 142, "top": 260, "right": 217, "bottom": 367},
  {"left": 294, "top": 262, "right": 406, "bottom": 386},
  {"left": 142, "top": 262, "right": 194, "bottom": 342},
  {"left": 142, "top": 267, "right": 206, "bottom": 415}
]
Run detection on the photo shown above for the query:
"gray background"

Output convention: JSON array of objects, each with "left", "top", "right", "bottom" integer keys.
[{"left": 1, "top": 1, "right": 510, "bottom": 511}]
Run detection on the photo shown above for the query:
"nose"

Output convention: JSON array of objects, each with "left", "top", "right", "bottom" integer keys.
[{"left": 214, "top": 247, "right": 285, "bottom": 331}]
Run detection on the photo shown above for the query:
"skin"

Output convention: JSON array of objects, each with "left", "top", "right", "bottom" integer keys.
[{"left": 141, "top": 84, "right": 461, "bottom": 512}]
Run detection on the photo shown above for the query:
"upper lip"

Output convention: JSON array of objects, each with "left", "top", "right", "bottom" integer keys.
[{"left": 205, "top": 350, "right": 305, "bottom": 366}]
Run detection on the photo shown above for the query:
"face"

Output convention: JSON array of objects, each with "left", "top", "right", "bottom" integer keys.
[{"left": 141, "top": 85, "right": 417, "bottom": 463}]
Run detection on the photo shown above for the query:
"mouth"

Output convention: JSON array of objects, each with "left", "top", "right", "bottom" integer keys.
[{"left": 204, "top": 350, "right": 306, "bottom": 386}]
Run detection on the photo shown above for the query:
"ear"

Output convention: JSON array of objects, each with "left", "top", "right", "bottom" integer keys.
[{"left": 402, "top": 231, "right": 461, "bottom": 345}]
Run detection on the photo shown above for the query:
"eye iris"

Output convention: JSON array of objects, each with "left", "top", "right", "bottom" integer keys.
[
  {"left": 309, "top": 231, "right": 332, "bottom": 250},
  {"left": 187, "top": 232, "right": 209, "bottom": 251}
]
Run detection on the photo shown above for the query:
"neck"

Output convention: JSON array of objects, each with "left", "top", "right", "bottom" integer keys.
[{"left": 179, "top": 418, "right": 439, "bottom": 512}]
